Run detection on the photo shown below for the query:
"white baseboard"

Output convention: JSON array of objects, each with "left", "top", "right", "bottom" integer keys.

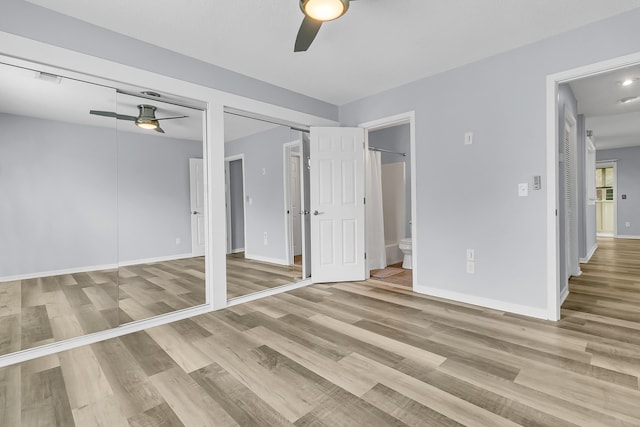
[
  {"left": 560, "top": 286, "right": 570, "bottom": 305},
  {"left": 580, "top": 243, "right": 597, "bottom": 264},
  {"left": 0, "top": 253, "right": 195, "bottom": 282},
  {"left": 231, "top": 248, "right": 245, "bottom": 254},
  {"left": 227, "top": 279, "right": 312, "bottom": 307},
  {"left": 0, "top": 262, "right": 118, "bottom": 282},
  {"left": 244, "top": 253, "right": 289, "bottom": 266},
  {"left": 413, "top": 284, "right": 549, "bottom": 320},
  {"left": 118, "top": 253, "right": 194, "bottom": 267},
  {"left": 614, "top": 235, "right": 640, "bottom": 240}
]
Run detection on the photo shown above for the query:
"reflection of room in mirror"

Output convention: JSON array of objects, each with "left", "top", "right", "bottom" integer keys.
[
  {"left": 224, "top": 112, "right": 311, "bottom": 300},
  {"left": 0, "top": 61, "right": 207, "bottom": 357}
]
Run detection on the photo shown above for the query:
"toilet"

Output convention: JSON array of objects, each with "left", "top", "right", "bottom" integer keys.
[{"left": 399, "top": 237, "right": 412, "bottom": 269}]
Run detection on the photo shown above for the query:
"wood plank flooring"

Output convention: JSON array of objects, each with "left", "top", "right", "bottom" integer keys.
[
  {"left": 227, "top": 253, "right": 303, "bottom": 299},
  {"left": 1, "top": 238, "right": 640, "bottom": 426},
  {"left": 0, "top": 258, "right": 206, "bottom": 357}
]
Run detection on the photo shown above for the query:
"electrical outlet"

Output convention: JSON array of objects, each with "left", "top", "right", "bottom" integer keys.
[
  {"left": 175, "top": 237, "right": 181, "bottom": 245},
  {"left": 625, "top": 221, "right": 631, "bottom": 228},
  {"left": 263, "top": 232, "right": 268, "bottom": 245},
  {"left": 518, "top": 183, "right": 529, "bottom": 197},
  {"left": 466, "top": 261, "right": 475, "bottom": 274},
  {"left": 466, "top": 249, "right": 475, "bottom": 261}
]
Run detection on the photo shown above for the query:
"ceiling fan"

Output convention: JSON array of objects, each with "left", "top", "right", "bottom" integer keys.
[
  {"left": 89, "top": 104, "right": 188, "bottom": 133},
  {"left": 295, "top": 0, "right": 354, "bottom": 52}
]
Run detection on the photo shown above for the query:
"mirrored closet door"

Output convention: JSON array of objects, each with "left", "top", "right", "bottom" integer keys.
[
  {"left": 224, "top": 112, "right": 311, "bottom": 300},
  {"left": 0, "top": 61, "right": 208, "bottom": 357}
]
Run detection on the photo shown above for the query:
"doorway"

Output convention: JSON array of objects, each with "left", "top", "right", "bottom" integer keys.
[
  {"left": 284, "top": 142, "right": 303, "bottom": 267},
  {"left": 224, "top": 155, "right": 245, "bottom": 255},
  {"left": 360, "top": 112, "right": 417, "bottom": 290},
  {"left": 595, "top": 163, "right": 616, "bottom": 236},
  {"left": 547, "top": 53, "right": 640, "bottom": 320}
]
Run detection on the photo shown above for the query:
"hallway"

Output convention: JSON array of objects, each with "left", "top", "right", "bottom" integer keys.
[{"left": 563, "top": 237, "right": 640, "bottom": 323}]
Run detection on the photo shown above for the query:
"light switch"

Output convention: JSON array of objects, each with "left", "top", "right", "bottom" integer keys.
[
  {"left": 518, "top": 183, "right": 529, "bottom": 197},
  {"left": 464, "top": 132, "right": 473, "bottom": 145}
]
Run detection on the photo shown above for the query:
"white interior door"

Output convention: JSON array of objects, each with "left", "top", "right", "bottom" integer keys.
[
  {"left": 189, "top": 158, "right": 206, "bottom": 256},
  {"left": 290, "top": 152, "right": 303, "bottom": 256},
  {"left": 310, "top": 127, "right": 366, "bottom": 283}
]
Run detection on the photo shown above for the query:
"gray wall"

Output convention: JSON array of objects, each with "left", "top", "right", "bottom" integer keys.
[
  {"left": 117, "top": 131, "right": 203, "bottom": 262},
  {"left": 597, "top": 146, "right": 640, "bottom": 237},
  {"left": 225, "top": 126, "right": 297, "bottom": 263},
  {"left": 0, "top": 0, "right": 337, "bottom": 122},
  {"left": 229, "top": 159, "right": 245, "bottom": 250},
  {"left": 369, "top": 124, "right": 412, "bottom": 237},
  {"left": 0, "top": 113, "right": 202, "bottom": 278},
  {"left": 0, "top": 113, "right": 116, "bottom": 277},
  {"left": 339, "top": 9, "right": 640, "bottom": 312}
]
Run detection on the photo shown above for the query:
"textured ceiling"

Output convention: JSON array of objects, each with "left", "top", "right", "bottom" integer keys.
[
  {"left": 570, "top": 64, "right": 640, "bottom": 150},
  {"left": 25, "top": 0, "right": 640, "bottom": 105}
]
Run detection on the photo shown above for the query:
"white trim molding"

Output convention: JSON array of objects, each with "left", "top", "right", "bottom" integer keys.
[
  {"left": 414, "top": 284, "right": 549, "bottom": 320},
  {"left": 560, "top": 286, "right": 570, "bottom": 305},
  {"left": 359, "top": 111, "right": 417, "bottom": 292},
  {"left": 243, "top": 254, "right": 290, "bottom": 266},
  {"left": 0, "top": 252, "right": 195, "bottom": 282},
  {"left": 614, "top": 235, "right": 640, "bottom": 240},
  {"left": 580, "top": 243, "right": 598, "bottom": 264}
]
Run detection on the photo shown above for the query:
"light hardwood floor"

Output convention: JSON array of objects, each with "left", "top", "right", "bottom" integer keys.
[
  {"left": 0, "top": 258, "right": 206, "bottom": 357},
  {"left": 1, "top": 238, "right": 639, "bottom": 426},
  {"left": 227, "top": 253, "right": 303, "bottom": 299}
]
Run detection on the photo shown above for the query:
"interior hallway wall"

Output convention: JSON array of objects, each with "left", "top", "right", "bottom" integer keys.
[
  {"left": 224, "top": 126, "right": 295, "bottom": 264},
  {"left": 339, "top": 9, "right": 640, "bottom": 316}
]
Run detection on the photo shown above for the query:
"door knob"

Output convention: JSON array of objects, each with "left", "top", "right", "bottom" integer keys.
[
  {"left": 192, "top": 211, "right": 200, "bottom": 215},
  {"left": 300, "top": 210, "right": 310, "bottom": 215},
  {"left": 313, "top": 210, "right": 323, "bottom": 216}
]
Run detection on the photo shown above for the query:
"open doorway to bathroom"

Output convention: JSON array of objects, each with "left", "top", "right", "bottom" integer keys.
[{"left": 363, "top": 118, "right": 414, "bottom": 289}]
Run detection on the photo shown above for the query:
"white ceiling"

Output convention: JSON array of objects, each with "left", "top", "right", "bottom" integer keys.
[
  {"left": 25, "top": 0, "right": 640, "bottom": 105},
  {"left": 570, "top": 64, "right": 640, "bottom": 150}
]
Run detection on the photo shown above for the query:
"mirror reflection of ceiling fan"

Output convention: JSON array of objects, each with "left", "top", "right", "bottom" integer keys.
[
  {"left": 295, "top": 0, "right": 356, "bottom": 52},
  {"left": 89, "top": 104, "right": 188, "bottom": 134}
]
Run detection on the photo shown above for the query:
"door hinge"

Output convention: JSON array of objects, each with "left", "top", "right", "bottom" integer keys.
[
  {"left": 364, "top": 252, "right": 367, "bottom": 260},
  {"left": 363, "top": 197, "right": 366, "bottom": 205},
  {"left": 555, "top": 209, "right": 558, "bottom": 216}
]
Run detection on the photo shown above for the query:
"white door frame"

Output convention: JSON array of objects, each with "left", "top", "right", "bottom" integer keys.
[
  {"left": 546, "top": 50, "right": 640, "bottom": 321},
  {"left": 189, "top": 158, "right": 206, "bottom": 257},
  {"left": 283, "top": 140, "right": 302, "bottom": 265},
  {"left": 563, "top": 108, "right": 580, "bottom": 280},
  {"left": 595, "top": 160, "right": 618, "bottom": 237},
  {"left": 224, "top": 154, "right": 246, "bottom": 255},
  {"left": 359, "top": 111, "right": 417, "bottom": 290}
]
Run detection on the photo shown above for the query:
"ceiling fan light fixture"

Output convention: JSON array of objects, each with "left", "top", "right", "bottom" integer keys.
[
  {"left": 136, "top": 119, "right": 159, "bottom": 130},
  {"left": 301, "top": 0, "right": 349, "bottom": 22}
]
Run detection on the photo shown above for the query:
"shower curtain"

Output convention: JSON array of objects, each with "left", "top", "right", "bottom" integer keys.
[{"left": 366, "top": 150, "right": 387, "bottom": 270}]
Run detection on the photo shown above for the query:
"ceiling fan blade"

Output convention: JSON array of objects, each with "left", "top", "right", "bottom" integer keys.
[
  {"left": 294, "top": 16, "right": 322, "bottom": 52},
  {"left": 90, "top": 110, "right": 137, "bottom": 121},
  {"left": 155, "top": 126, "right": 165, "bottom": 134},
  {"left": 155, "top": 115, "right": 188, "bottom": 121}
]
